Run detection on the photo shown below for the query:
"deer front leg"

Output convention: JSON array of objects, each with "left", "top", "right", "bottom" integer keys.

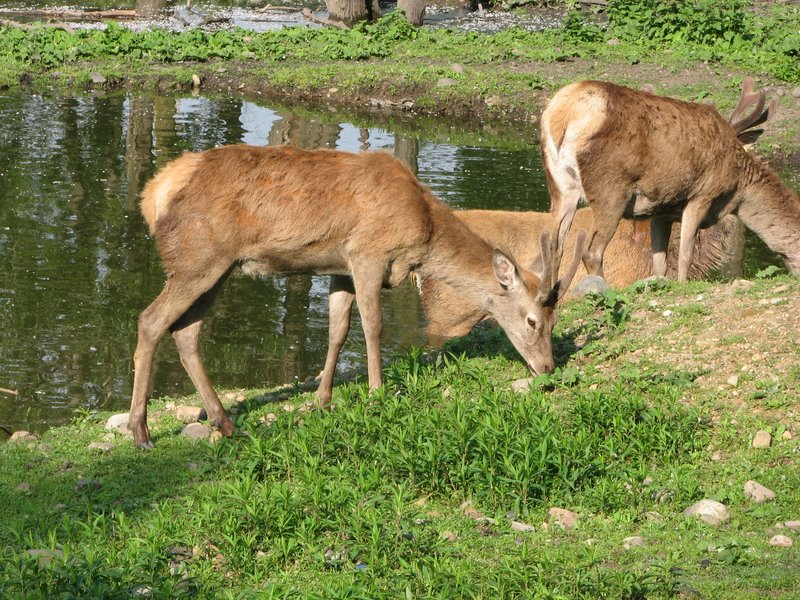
[
  {"left": 351, "top": 262, "right": 385, "bottom": 392},
  {"left": 677, "top": 203, "right": 708, "bottom": 281},
  {"left": 650, "top": 216, "right": 672, "bottom": 277},
  {"left": 316, "top": 275, "right": 355, "bottom": 407}
]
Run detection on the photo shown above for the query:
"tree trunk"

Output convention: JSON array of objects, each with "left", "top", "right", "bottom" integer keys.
[
  {"left": 325, "top": 0, "right": 381, "bottom": 25},
  {"left": 397, "top": 0, "right": 425, "bottom": 26}
]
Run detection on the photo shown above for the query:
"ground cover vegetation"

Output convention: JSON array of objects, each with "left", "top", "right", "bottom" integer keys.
[{"left": 1, "top": 274, "right": 798, "bottom": 598}]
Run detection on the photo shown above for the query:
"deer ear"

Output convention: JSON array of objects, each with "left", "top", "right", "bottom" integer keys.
[{"left": 492, "top": 249, "right": 520, "bottom": 290}]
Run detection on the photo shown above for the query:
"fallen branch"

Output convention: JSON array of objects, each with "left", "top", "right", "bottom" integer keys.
[
  {"left": 301, "top": 8, "right": 348, "bottom": 30},
  {"left": 0, "top": 17, "right": 75, "bottom": 32},
  {"left": 0, "top": 8, "right": 139, "bottom": 22},
  {"left": 0, "top": 387, "right": 18, "bottom": 396},
  {"left": 256, "top": 5, "right": 304, "bottom": 12},
  {"left": 0, "top": 424, "right": 13, "bottom": 436}
]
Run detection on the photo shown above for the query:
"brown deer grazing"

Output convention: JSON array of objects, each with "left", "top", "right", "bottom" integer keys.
[
  {"left": 131, "top": 145, "right": 584, "bottom": 448},
  {"left": 541, "top": 78, "right": 799, "bottom": 281},
  {"left": 419, "top": 210, "right": 742, "bottom": 339}
]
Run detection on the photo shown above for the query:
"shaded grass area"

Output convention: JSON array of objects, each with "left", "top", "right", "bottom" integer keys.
[{"left": 2, "top": 276, "right": 799, "bottom": 598}]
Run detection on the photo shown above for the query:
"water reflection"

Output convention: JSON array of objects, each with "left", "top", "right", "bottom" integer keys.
[{"left": 0, "top": 90, "right": 547, "bottom": 433}]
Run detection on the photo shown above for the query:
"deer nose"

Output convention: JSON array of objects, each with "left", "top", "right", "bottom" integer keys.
[{"left": 531, "top": 360, "right": 554, "bottom": 375}]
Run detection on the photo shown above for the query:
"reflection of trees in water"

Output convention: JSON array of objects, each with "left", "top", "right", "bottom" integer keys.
[{"left": 0, "top": 94, "right": 432, "bottom": 431}]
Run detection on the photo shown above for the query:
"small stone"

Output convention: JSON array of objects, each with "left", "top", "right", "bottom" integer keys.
[
  {"left": 282, "top": 404, "right": 295, "bottom": 412},
  {"left": 484, "top": 95, "right": 503, "bottom": 108},
  {"left": 209, "top": 431, "right": 224, "bottom": 444},
  {"left": 451, "top": 63, "right": 465, "bottom": 74},
  {"left": 571, "top": 275, "right": 609, "bottom": 297},
  {"left": 781, "top": 430, "right": 793, "bottom": 441},
  {"left": 9, "top": 430, "right": 38, "bottom": 443},
  {"left": 511, "top": 378, "right": 533, "bottom": 393},
  {"left": 744, "top": 480, "right": 776, "bottom": 503},
  {"left": 16, "top": 482, "right": 35, "bottom": 494},
  {"left": 643, "top": 511, "right": 664, "bottom": 521},
  {"left": 662, "top": 309, "right": 673, "bottom": 317},
  {"left": 683, "top": 499, "right": 730, "bottom": 525},
  {"left": 88, "top": 442, "right": 114, "bottom": 452},
  {"left": 607, "top": 38, "right": 620, "bottom": 46},
  {"left": 510, "top": 520, "right": 535, "bottom": 533},
  {"left": 731, "top": 279, "right": 754, "bottom": 290},
  {"left": 441, "top": 531, "right": 457, "bottom": 542},
  {"left": 642, "top": 476, "right": 654, "bottom": 487},
  {"left": 131, "top": 586, "right": 153, "bottom": 597},
  {"left": 769, "top": 534, "right": 793, "bottom": 547},
  {"left": 726, "top": 374, "right": 739, "bottom": 387},
  {"left": 181, "top": 423, "right": 212, "bottom": 441},
  {"left": 623, "top": 536, "right": 645, "bottom": 549},
  {"left": 76, "top": 477, "right": 102, "bottom": 492},
  {"left": 792, "top": 86, "right": 800, "bottom": 99},
  {"left": 773, "top": 284, "right": 790, "bottom": 293},
  {"left": 186, "top": 462, "right": 198, "bottom": 471},
  {"left": 783, "top": 520, "right": 800, "bottom": 529},
  {"left": 711, "top": 451, "right": 725, "bottom": 461},
  {"left": 89, "top": 72, "right": 107, "bottom": 84},
  {"left": 548, "top": 507, "right": 579, "bottom": 529},
  {"left": 105, "top": 413, "right": 131, "bottom": 434},
  {"left": 259, "top": 413, "right": 278, "bottom": 424},
  {"left": 435, "top": 77, "right": 458, "bottom": 88},
  {"left": 328, "top": 87, "right": 338, "bottom": 93},
  {"left": 442, "top": 386, "right": 453, "bottom": 398},
  {"left": 177, "top": 406, "right": 206, "bottom": 423},
  {"left": 752, "top": 430, "right": 772, "bottom": 448},
  {"left": 27, "top": 548, "right": 63, "bottom": 567}
]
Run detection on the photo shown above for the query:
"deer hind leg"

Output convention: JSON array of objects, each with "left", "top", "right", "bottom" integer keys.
[
  {"left": 170, "top": 273, "right": 234, "bottom": 437},
  {"left": 350, "top": 259, "right": 386, "bottom": 392},
  {"left": 130, "top": 268, "right": 230, "bottom": 448},
  {"left": 316, "top": 275, "right": 355, "bottom": 407},
  {"left": 650, "top": 216, "right": 672, "bottom": 278},
  {"left": 543, "top": 135, "right": 584, "bottom": 256},
  {"left": 583, "top": 185, "right": 630, "bottom": 280}
]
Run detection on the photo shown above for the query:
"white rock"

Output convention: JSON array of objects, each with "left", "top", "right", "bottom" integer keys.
[
  {"left": 548, "top": 507, "right": 579, "bottom": 529},
  {"left": 781, "top": 430, "right": 793, "bottom": 441},
  {"left": 27, "top": 548, "right": 63, "bottom": 566},
  {"left": 726, "top": 374, "right": 739, "bottom": 387},
  {"left": 752, "top": 430, "right": 772, "bottom": 448},
  {"left": 623, "top": 536, "right": 645, "bottom": 549},
  {"left": 435, "top": 77, "right": 458, "bottom": 88},
  {"left": 511, "top": 378, "right": 534, "bottom": 393},
  {"left": 683, "top": 499, "right": 730, "bottom": 525},
  {"left": 744, "top": 480, "right": 776, "bottom": 503},
  {"left": 105, "top": 413, "right": 131, "bottom": 433},
  {"left": 783, "top": 520, "right": 800, "bottom": 529},
  {"left": 88, "top": 442, "right": 114, "bottom": 452},
  {"left": 181, "top": 423, "right": 212, "bottom": 441},
  {"left": 769, "top": 534, "right": 793, "bottom": 547},
  {"left": 9, "top": 430, "right": 38, "bottom": 443},
  {"left": 176, "top": 405, "right": 205, "bottom": 423},
  {"left": 510, "top": 520, "right": 535, "bottom": 533}
]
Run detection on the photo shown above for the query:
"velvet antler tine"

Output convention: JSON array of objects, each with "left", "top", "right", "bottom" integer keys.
[{"left": 555, "top": 230, "right": 587, "bottom": 303}]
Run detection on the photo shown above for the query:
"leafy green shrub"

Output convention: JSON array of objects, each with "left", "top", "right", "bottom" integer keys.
[{"left": 607, "top": 0, "right": 752, "bottom": 47}]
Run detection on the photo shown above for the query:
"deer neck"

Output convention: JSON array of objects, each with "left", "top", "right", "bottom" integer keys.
[
  {"left": 418, "top": 201, "right": 504, "bottom": 312},
  {"left": 736, "top": 158, "right": 800, "bottom": 274}
]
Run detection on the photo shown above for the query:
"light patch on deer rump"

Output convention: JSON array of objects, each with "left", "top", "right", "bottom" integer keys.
[
  {"left": 541, "top": 82, "right": 608, "bottom": 209},
  {"left": 140, "top": 152, "right": 204, "bottom": 234}
]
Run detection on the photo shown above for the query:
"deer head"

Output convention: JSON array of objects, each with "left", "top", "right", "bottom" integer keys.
[{"left": 489, "top": 226, "right": 586, "bottom": 375}]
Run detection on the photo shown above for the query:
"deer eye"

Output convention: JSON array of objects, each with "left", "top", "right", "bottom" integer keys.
[{"left": 527, "top": 316, "right": 538, "bottom": 329}]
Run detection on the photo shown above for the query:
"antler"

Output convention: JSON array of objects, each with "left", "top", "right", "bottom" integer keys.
[
  {"left": 729, "top": 77, "right": 778, "bottom": 137},
  {"left": 533, "top": 225, "right": 587, "bottom": 305}
]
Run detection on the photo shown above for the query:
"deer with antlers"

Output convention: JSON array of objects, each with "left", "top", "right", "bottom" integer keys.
[
  {"left": 541, "top": 77, "right": 799, "bottom": 281},
  {"left": 419, "top": 210, "right": 743, "bottom": 340},
  {"left": 130, "top": 145, "right": 584, "bottom": 447}
]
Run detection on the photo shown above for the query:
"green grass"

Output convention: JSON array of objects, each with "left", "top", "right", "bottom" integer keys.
[{"left": 2, "top": 276, "right": 798, "bottom": 598}]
